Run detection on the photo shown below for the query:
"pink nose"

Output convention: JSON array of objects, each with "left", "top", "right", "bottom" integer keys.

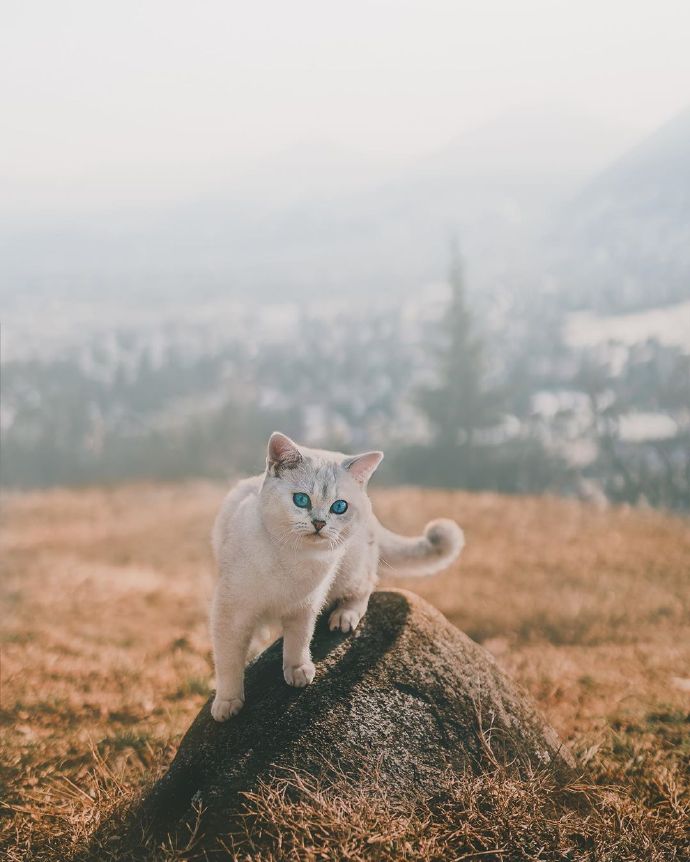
[{"left": 312, "top": 519, "right": 326, "bottom": 532}]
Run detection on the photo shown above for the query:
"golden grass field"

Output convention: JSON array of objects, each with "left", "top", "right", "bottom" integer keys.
[{"left": 1, "top": 482, "right": 689, "bottom": 860}]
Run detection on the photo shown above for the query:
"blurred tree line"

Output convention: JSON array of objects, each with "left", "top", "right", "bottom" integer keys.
[
  {"left": 3, "top": 255, "right": 689, "bottom": 508},
  {"left": 389, "top": 249, "right": 574, "bottom": 494}
]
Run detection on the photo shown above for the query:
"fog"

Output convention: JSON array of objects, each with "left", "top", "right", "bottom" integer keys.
[
  {"left": 1, "top": 1, "right": 689, "bottom": 508},
  {"left": 3, "top": 0, "right": 689, "bottom": 210}
]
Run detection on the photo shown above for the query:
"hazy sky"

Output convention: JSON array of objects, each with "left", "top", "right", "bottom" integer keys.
[{"left": 2, "top": 0, "right": 690, "bottom": 209}]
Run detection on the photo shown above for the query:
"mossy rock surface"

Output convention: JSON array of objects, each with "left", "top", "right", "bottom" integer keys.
[{"left": 135, "top": 589, "right": 575, "bottom": 848}]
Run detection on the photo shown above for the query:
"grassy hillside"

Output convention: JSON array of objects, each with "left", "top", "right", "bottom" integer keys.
[{"left": 1, "top": 483, "right": 688, "bottom": 860}]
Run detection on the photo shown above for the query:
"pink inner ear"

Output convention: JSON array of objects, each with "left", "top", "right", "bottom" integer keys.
[
  {"left": 268, "top": 432, "right": 302, "bottom": 467},
  {"left": 344, "top": 451, "right": 384, "bottom": 483}
]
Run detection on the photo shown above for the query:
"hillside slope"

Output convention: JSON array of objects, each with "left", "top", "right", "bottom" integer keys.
[
  {"left": 551, "top": 105, "right": 690, "bottom": 311},
  {"left": 1, "top": 483, "right": 688, "bottom": 859}
]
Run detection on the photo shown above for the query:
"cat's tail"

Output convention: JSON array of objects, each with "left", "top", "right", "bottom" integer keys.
[{"left": 376, "top": 518, "right": 464, "bottom": 578}]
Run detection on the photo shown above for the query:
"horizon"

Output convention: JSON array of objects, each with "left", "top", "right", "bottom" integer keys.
[{"left": 2, "top": 0, "right": 689, "bottom": 513}]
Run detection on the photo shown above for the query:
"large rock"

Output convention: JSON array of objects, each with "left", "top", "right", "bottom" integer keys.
[{"left": 137, "top": 590, "right": 574, "bottom": 846}]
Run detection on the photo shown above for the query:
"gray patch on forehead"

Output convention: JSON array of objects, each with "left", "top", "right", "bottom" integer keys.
[
  {"left": 320, "top": 463, "right": 338, "bottom": 498},
  {"left": 319, "top": 467, "right": 331, "bottom": 497},
  {"left": 283, "top": 457, "right": 339, "bottom": 498}
]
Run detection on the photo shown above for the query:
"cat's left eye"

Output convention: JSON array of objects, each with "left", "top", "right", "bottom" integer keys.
[
  {"left": 330, "top": 499, "right": 348, "bottom": 515},
  {"left": 293, "top": 492, "right": 311, "bottom": 509}
]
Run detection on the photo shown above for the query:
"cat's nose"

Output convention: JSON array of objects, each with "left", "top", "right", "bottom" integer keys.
[{"left": 312, "top": 519, "right": 326, "bottom": 532}]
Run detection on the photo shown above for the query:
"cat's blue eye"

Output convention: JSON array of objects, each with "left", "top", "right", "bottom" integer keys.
[
  {"left": 293, "top": 492, "right": 311, "bottom": 509},
  {"left": 330, "top": 499, "right": 348, "bottom": 515}
]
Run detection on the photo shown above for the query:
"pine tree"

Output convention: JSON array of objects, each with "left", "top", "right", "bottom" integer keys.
[{"left": 417, "top": 246, "right": 499, "bottom": 482}]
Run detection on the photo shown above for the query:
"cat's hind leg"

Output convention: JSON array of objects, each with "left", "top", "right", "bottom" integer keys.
[
  {"left": 328, "top": 591, "right": 371, "bottom": 633},
  {"left": 329, "top": 543, "right": 377, "bottom": 633},
  {"left": 247, "top": 622, "right": 274, "bottom": 661}
]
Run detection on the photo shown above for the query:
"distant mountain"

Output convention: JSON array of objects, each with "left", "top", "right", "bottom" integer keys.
[
  {"left": 0, "top": 109, "right": 631, "bottom": 306},
  {"left": 549, "top": 105, "right": 690, "bottom": 312}
]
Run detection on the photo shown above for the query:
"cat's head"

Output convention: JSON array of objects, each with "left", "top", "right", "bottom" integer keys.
[{"left": 259, "top": 432, "right": 383, "bottom": 550}]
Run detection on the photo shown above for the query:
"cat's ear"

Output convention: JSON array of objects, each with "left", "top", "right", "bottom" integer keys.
[
  {"left": 342, "top": 451, "right": 384, "bottom": 485},
  {"left": 267, "top": 432, "right": 302, "bottom": 474}
]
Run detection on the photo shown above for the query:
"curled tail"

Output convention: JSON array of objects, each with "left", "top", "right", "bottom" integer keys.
[{"left": 376, "top": 518, "right": 464, "bottom": 578}]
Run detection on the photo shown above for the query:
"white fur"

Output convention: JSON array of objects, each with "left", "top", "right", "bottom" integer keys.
[{"left": 210, "top": 432, "right": 464, "bottom": 721}]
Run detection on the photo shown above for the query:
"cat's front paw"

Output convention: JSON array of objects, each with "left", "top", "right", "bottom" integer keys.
[
  {"left": 211, "top": 695, "right": 244, "bottom": 721},
  {"left": 283, "top": 661, "right": 316, "bottom": 687},
  {"left": 329, "top": 606, "right": 361, "bottom": 633}
]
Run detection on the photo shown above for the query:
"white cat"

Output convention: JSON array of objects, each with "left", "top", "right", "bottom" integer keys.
[{"left": 210, "top": 432, "right": 464, "bottom": 721}]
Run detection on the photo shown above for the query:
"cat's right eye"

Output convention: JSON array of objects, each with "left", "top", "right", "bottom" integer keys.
[{"left": 293, "top": 492, "right": 311, "bottom": 509}]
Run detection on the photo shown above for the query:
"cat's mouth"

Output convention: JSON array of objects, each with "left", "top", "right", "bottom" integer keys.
[{"left": 307, "top": 531, "right": 329, "bottom": 541}]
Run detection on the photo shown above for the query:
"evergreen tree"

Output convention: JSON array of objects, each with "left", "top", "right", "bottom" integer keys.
[{"left": 418, "top": 247, "right": 499, "bottom": 461}]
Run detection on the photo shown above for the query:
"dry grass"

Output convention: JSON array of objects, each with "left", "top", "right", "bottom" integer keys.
[{"left": 1, "top": 482, "right": 689, "bottom": 860}]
